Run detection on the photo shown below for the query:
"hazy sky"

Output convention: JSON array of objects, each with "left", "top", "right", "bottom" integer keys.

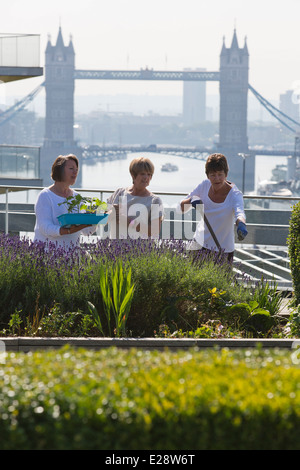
[{"left": 2, "top": 0, "right": 300, "bottom": 102}]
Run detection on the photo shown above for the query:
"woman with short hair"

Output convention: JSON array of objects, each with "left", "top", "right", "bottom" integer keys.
[
  {"left": 107, "top": 156, "right": 164, "bottom": 239},
  {"left": 34, "top": 154, "right": 95, "bottom": 248},
  {"left": 179, "top": 153, "right": 247, "bottom": 261}
]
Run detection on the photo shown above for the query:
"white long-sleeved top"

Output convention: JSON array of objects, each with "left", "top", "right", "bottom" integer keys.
[
  {"left": 184, "top": 179, "right": 246, "bottom": 253},
  {"left": 33, "top": 188, "right": 95, "bottom": 248}
]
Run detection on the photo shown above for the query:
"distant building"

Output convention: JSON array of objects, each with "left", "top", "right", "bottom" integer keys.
[
  {"left": 280, "top": 90, "right": 299, "bottom": 123},
  {"left": 182, "top": 68, "right": 206, "bottom": 124}
]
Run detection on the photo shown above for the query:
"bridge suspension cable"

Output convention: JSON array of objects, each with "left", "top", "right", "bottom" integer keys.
[
  {"left": 249, "top": 84, "right": 300, "bottom": 133},
  {"left": 0, "top": 81, "right": 45, "bottom": 127},
  {"left": 1, "top": 80, "right": 299, "bottom": 137}
]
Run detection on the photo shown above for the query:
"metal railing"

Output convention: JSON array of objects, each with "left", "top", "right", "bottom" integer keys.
[
  {"left": 0, "top": 184, "right": 298, "bottom": 289},
  {"left": 0, "top": 184, "right": 299, "bottom": 235},
  {"left": 0, "top": 185, "right": 116, "bottom": 235}
]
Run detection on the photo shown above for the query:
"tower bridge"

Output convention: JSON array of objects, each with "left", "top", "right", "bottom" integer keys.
[
  {"left": 1, "top": 26, "right": 299, "bottom": 189},
  {"left": 40, "top": 27, "right": 252, "bottom": 186}
]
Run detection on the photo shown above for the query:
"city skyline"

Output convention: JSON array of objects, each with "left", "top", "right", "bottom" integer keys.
[{"left": 1, "top": 0, "right": 300, "bottom": 106}]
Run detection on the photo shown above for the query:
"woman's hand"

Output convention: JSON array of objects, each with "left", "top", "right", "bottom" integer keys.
[
  {"left": 180, "top": 197, "right": 192, "bottom": 212},
  {"left": 60, "top": 224, "right": 92, "bottom": 236},
  {"left": 236, "top": 221, "right": 248, "bottom": 241}
]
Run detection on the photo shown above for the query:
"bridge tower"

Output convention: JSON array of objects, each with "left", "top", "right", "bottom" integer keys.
[
  {"left": 219, "top": 30, "right": 254, "bottom": 191},
  {"left": 219, "top": 29, "right": 249, "bottom": 153},
  {"left": 41, "top": 27, "right": 81, "bottom": 185}
]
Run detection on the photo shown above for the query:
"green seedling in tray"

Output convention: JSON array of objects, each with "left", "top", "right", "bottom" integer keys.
[{"left": 58, "top": 194, "right": 107, "bottom": 214}]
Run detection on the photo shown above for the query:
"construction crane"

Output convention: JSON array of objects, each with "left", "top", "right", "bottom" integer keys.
[{"left": 0, "top": 82, "right": 45, "bottom": 126}]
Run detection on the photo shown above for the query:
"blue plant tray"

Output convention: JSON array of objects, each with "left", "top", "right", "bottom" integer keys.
[{"left": 57, "top": 213, "right": 108, "bottom": 227}]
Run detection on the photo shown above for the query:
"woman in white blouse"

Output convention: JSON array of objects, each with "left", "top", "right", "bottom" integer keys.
[
  {"left": 180, "top": 153, "right": 247, "bottom": 262},
  {"left": 34, "top": 154, "right": 95, "bottom": 248}
]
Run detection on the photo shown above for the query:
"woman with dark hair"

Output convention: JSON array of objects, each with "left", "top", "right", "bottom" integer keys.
[
  {"left": 179, "top": 153, "right": 247, "bottom": 261},
  {"left": 33, "top": 154, "right": 95, "bottom": 248}
]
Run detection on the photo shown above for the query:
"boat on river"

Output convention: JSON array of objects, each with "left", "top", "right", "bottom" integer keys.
[{"left": 161, "top": 163, "right": 178, "bottom": 172}]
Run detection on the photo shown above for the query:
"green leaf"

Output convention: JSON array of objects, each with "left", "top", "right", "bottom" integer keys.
[
  {"left": 119, "top": 285, "right": 135, "bottom": 319},
  {"left": 248, "top": 301, "right": 259, "bottom": 311},
  {"left": 251, "top": 308, "right": 270, "bottom": 317},
  {"left": 227, "top": 303, "right": 251, "bottom": 313},
  {"left": 87, "top": 301, "right": 104, "bottom": 336}
]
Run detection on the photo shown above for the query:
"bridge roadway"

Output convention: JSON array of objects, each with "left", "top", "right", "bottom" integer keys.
[
  {"left": 75, "top": 69, "right": 220, "bottom": 81},
  {"left": 82, "top": 144, "right": 299, "bottom": 160},
  {"left": 82, "top": 144, "right": 210, "bottom": 161}
]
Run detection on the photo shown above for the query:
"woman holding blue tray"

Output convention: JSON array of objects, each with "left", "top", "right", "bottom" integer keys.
[{"left": 34, "top": 154, "right": 96, "bottom": 248}]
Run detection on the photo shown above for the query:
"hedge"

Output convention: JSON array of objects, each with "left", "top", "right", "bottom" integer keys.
[
  {"left": 0, "top": 346, "right": 300, "bottom": 450},
  {"left": 288, "top": 201, "right": 300, "bottom": 304}
]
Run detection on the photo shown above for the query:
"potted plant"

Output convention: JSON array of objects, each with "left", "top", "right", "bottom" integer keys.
[{"left": 57, "top": 194, "right": 108, "bottom": 227}]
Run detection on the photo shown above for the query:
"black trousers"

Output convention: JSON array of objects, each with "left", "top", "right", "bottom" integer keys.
[{"left": 193, "top": 247, "right": 234, "bottom": 264}]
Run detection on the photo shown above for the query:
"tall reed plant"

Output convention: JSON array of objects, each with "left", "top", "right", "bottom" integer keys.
[{"left": 88, "top": 260, "right": 135, "bottom": 337}]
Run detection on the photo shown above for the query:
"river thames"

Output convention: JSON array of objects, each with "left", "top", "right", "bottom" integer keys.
[{"left": 81, "top": 152, "right": 288, "bottom": 202}]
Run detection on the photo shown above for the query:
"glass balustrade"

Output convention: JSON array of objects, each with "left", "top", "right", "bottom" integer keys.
[
  {"left": 0, "top": 34, "right": 40, "bottom": 68},
  {"left": 0, "top": 145, "right": 40, "bottom": 179}
]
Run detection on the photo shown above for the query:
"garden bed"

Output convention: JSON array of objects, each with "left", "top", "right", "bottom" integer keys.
[{"left": 0, "top": 234, "right": 298, "bottom": 339}]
